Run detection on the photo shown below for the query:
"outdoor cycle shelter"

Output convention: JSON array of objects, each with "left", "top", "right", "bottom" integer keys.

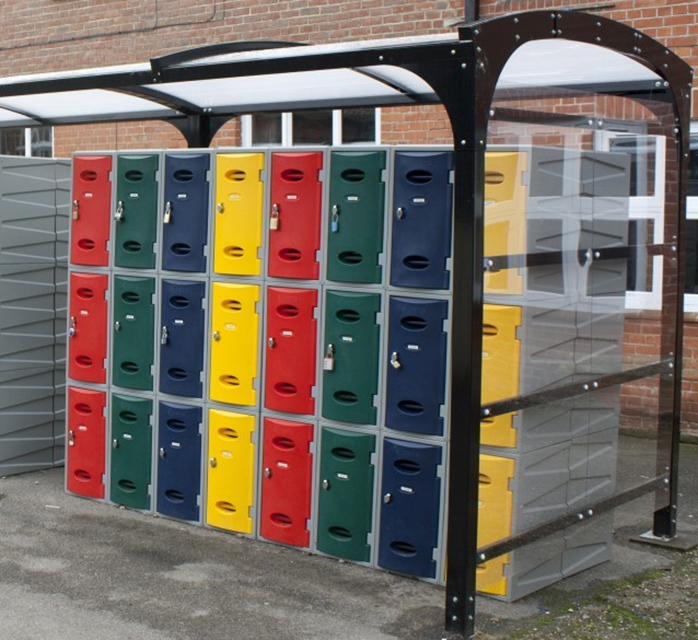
[{"left": 0, "top": 10, "right": 689, "bottom": 639}]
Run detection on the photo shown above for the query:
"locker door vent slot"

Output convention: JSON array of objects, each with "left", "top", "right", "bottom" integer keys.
[
  {"left": 394, "top": 459, "right": 421, "bottom": 474},
  {"left": 78, "top": 239, "right": 96, "bottom": 251},
  {"left": 216, "top": 501, "right": 236, "bottom": 513},
  {"left": 271, "top": 513, "right": 293, "bottom": 527},
  {"left": 281, "top": 169, "right": 304, "bottom": 182},
  {"left": 76, "top": 287, "right": 94, "bottom": 299},
  {"left": 339, "top": 251, "right": 364, "bottom": 265},
  {"left": 75, "top": 355, "right": 93, "bottom": 367},
  {"left": 403, "top": 255, "right": 430, "bottom": 270},
  {"left": 120, "top": 361, "right": 140, "bottom": 374},
  {"left": 167, "top": 368, "right": 188, "bottom": 380},
  {"left": 125, "top": 170, "right": 144, "bottom": 182},
  {"left": 123, "top": 240, "right": 142, "bottom": 253},
  {"left": 279, "top": 248, "right": 302, "bottom": 262},
  {"left": 225, "top": 169, "right": 246, "bottom": 182},
  {"left": 173, "top": 169, "right": 194, "bottom": 182},
  {"left": 341, "top": 168, "right": 365, "bottom": 183},
  {"left": 336, "top": 309, "right": 360, "bottom": 323},
  {"left": 171, "top": 243, "right": 191, "bottom": 256},
  {"left": 222, "top": 299, "right": 242, "bottom": 311},
  {"left": 74, "top": 469, "right": 92, "bottom": 481},
  {"left": 482, "top": 324, "right": 499, "bottom": 337},
  {"left": 272, "top": 436, "right": 295, "bottom": 451},
  {"left": 331, "top": 447, "right": 356, "bottom": 461},
  {"left": 121, "top": 291, "right": 141, "bottom": 304},
  {"left": 406, "top": 169, "right": 433, "bottom": 185},
  {"left": 218, "top": 428, "right": 238, "bottom": 439},
  {"left": 274, "top": 382, "right": 297, "bottom": 396},
  {"left": 397, "top": 400, "right": 424, "bottom": 415},
  {"left": 333, "top": 390, "right": 358, "bottom": 405},
  {"left": 219, "top": 375, "right": 240, "bottom": 387},
  {"left": 390, "top": 541, "right": 417, "bottom": 556},
  {"left": 119, "top": 410, "right": 138, "bottom": 423},
  {"left": 224, "top": 246, "right": 245, "bottom": 258},
  {"left": 165, "top": 489, "right": 185, "bottom": 503},
  {"left": 74, "top": 403, "right": 93, "bottom": 415},
  {"left": 277, "top": 304, "right": 299, "bottom": 318},
  {"left": 400, "top": 316, "right": 427, "bottom": 331},
  {"left": 166, "top": 418, "right": 187, "bottom": 432},
  {"left": 80, "top": 170, "right": 98, "bottom": 182},
  {"left": 329, "top": 526, "right": 352, "bottom": 541},
  {"left": 118, "top": 479, "right": 137, "bottom": 492},
  {"left": 169, "top": 295, "right": 190, "bottom": 308},
  {"left": 479, "top": 473, "right": 492, "bottom": 485}
]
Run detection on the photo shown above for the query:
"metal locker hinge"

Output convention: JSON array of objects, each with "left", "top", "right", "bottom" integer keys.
[
  {"left": 383, "top": 493, "right": 392, "bottom": 504},
  {"left": 212, "top": 330, "right": 220, "bottom": 342},
  {"left": 264, "top": 467, "right": 272, "bottom": 479},
  {"left": 322, "top": 479, "right": 330, "bottom": 491},
  {"left": 267, "top": 337, "right": 276, "bottom": 349},
  {"left": 112, "top": 439, "right": 119, "bottom": 449},
  {"left": 72, "top": 200, "right": 79, "bottom": 220},
  {"left": 323, "top": 344, "right": 335, "bottom": 371},
  {"left": 216, "top": 202, "right": 224, "bottom": 214},
  {"left": 160, "top": 325, "right": 169, "bottom": 345},
  {"left": 68, "top": 430, "right": 75, "bottom": 447},
  {"left": 159, "top": 447, "right": 166, "bottom": 459},
  {"left": 114, "top": 320, "right": 121, "bottom": 332},
  {"left": 114, "top": 200, "right": 124, "bottom": 222},
  {"left": 331, "top": 204, "right": 340, "bottom": 232},
  {"left": 69, "top": 316, "right": 77, "bottom": 338},
  {"left": 396, "top": 206, "right": 405, "bottom": 220},
  {"left": 270, "top": 203, "right": 280, "bottom": 230},
  {"left": 163, "top": 201, "right": 172, "bottom": 224},
  {"left": 209, "top": 457, "right": 217, "bottom": 468},
  {"left": 390, "top": 351, "right": 401, "bottom": 370}
]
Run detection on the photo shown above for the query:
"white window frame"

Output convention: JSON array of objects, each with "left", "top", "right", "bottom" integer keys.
[{"left": 685, "top": 123, "right": 698, "bottom": 311}]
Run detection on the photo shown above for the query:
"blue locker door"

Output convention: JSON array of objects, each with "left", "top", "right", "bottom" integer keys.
[
  {"left": 159, "top": 279, "right": 206, "bottom": 398},
  {"left": 385, "top": 297, "right": 448, "bottom": 436},
  {"left": 390, "top": 151, "right": 453, "bottom": 290},
  {"left": 162, "top": 154, "right": 211, "bottom": 273},
  {"left": 378, "top": 438, "right": 442, "bottom": 578},
  {"left": 156, "top": 401, "right": 202, "bottom": 521}
]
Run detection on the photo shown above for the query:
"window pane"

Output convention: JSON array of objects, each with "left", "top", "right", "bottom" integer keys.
[
  {"left": 293, "top": 110, "right": 332, "bottom": 145},
  {"left": 342, "top": 108, "right": 376, "bottom": 144},
  {"left": 609, "top": 135, "right": 656, "bottom": 197},
  {"left": 0, "top": 128, "right": 25, "bottom": 155},
  {"left": 31, "top": 127, "right": 53, "bottom": 157},
  {"left": 251, "top": 113, "right": 282, "bottom": 145}
]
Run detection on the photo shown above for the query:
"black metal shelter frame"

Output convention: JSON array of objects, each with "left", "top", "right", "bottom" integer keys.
[{"left": 0, "top": 10, "right": 690, "bottom": 639}]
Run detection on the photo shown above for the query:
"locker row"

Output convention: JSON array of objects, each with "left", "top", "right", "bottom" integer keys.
[
  {"left": 68, "top": 273, "right": 451, "bottom": 435},
  {"left": 70, "top": 148, "right": 454, "bottom": 290},
  {"left": 66, "top": 387, "right": 616, "bottom": 598}
]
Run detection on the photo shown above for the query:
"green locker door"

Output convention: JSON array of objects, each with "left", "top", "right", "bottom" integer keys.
[
  {"left": 110, "top": 394, "right": 153, "bottom": 510},
  {"left": 317, "top": 427, "right": 376, "bottom": 562},
  {"left": 112, "top": 275, "right": 155, "bottom": 391},
  {"left": 327, "top": 150, "right": 386, "bottom": 284},
  {"left": 114, "top": 154, "right": 159, "bottom": 269},
  {"left": 321, "top": 290, "right": 380, "bottom": 425}
]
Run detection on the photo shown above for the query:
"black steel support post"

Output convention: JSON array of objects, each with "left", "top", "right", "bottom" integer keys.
[{"left": 173, "top": 113, "right": 231, "bottom": 148}]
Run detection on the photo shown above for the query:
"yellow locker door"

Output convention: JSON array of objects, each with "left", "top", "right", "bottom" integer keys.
[
  {"left": 484, "top": 151, "right": 528, "bottom": 295},
  {"left": 213, "top": 153, "right": 265, "bottom": 276},
  {"left": 206, "top": 409, "right": 256, "bottom": 534},
  {"left": 209, "top": 282, "right": 260, "bottom": 406}
]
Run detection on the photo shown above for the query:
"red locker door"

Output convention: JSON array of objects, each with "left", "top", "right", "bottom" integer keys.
[
  {"left": 66, "top": 387, "right": 106, "bottom": 499},
  {"left": 70, "top": 155, "right": 112, "bottom": 266},
  {"left": 268, "top": 152, "right": 323, "bottom": 280},
  {"left": 260, "top": 417, "right": 314, "bottom": 547},
  {"left": 264, "top": 287, "right": 318, "bottom": 415},
  {"left": 68, "top": 272, "right": 108, "bottom": 384}
]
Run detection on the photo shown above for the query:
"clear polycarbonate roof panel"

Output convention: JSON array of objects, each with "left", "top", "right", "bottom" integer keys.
[{"left": 0, "top": 107, "right": 38, "bottom": 127}]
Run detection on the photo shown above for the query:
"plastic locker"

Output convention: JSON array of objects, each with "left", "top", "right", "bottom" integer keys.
[
  {"left": 209, "top": 282, "right": 259, "bottom": 406},
  {"left": 481, "top": 303, "right": 522, "bottom": 405},
  {"left": 213, "top": 152, "right": 265, "bottom": 276},
  {"left": 70, "top": 155, "right": 112, "bottom": 266},
  {"left": 159, "top": 279, "right": 205, "bottom": 398},
  {"left": 206, "top": 409, "right": 256, "bottom": 534},
  {"left": 156, "top": 401, "right": 202, "bottom": 521},
  {"left": 162, "top": 153, "right": 210, "bottom": 273},
  {"left": 327, "top": 150, "right": 386, "bottom": 284},
  {"left": 114, "top": 154, "right": 159, "bottom": 269},
  {"left": 264, "top": 286, "right": 317, "bottom": 415},
  {"left": 321, "top": 290, "right": 381, "bottom": 425},
  {"left": 268, "top": 151, "right": 323, "bottom": 280},
  {"left": 111, "top": 275, "right": 155, "bottom": 391},
  {"left": 385, "top": 297, "right": 448, "bottom": 436},
  {"left": 110, "top": 393, "right": 152, "bottom": 510},
  {"left": 68, "top": 272, "right": 108, "bottom": 384},
  {"left": 316, "top": 427, "right": 375, "bottom": 562},
  {"left": 66, "top": 386, "right": 106, "bottom": 499},
  {"left": 260, "top": 417, "right": 314, "bottom": 547},
  {"left": 390, "top": 151, "right": 453, "bottom": 290},
  {"left": 378, "top": 438, "right": 442, "bottom": 578}
]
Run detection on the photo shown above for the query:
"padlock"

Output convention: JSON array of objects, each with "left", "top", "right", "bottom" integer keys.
[
  {"left": 390, "top": 351, "right": 401, "bottom": 370},
  {"left": 209, "top": 457, "right": 217, "bottom": 468},
  {"left": 72, "top": 200, "right": 80, "bottom": 220},
  {"left": 114, "top": 200, "right": 124, "bottom": 222},
  {"left": 330, "top": 204, "right": 340, "bottom": 233},
  {"left": 216, "top": 202, "right": 224, "bottom": 214},
  {"left": 163, "top": 201, "right": 172, "bottom": 224},
  {"left": 69, "top": 316, "right": 77, "bottom": 338},
  {"left": 383, "top": 493, "right": 392, "bottom": 504},
  {"left": 264, "top": 467, "right": 272, "bottom": 479},
  {"left": 270, "top": 203, "right": 280, "bottom": 230},
  {"left": 396, "top": 206, "right": 405, "bottom": 221},
  {"left": 159, "top": 447, "right": 166, "bottom": 460},
  {"left": 268, "top": 337, "right": 276, "bottom": 349},
  {"left": 212, "top": 330, "right": 220, "bottom": 342},
  {"left": 323, "top": 343, "right": 335, "bottom": 371},
  {"left": 160, "top": 325, "right": 169, "bottom": 346},
  {"left": 322, "top": 478, "right": 330, "bottom": 491},
  {"left": 112, "top": 439, "right": 119, "bottom": 449},
  {"left": 68, "top": 430, "right": 75, "bottom": 447},
  {"left": 114, "top": 320, "right": 121, "bottom": 332}
]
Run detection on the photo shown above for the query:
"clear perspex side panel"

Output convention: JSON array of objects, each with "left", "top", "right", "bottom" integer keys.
[{"left": 479, "top": 40, "right": 679, "bottom": 601}]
